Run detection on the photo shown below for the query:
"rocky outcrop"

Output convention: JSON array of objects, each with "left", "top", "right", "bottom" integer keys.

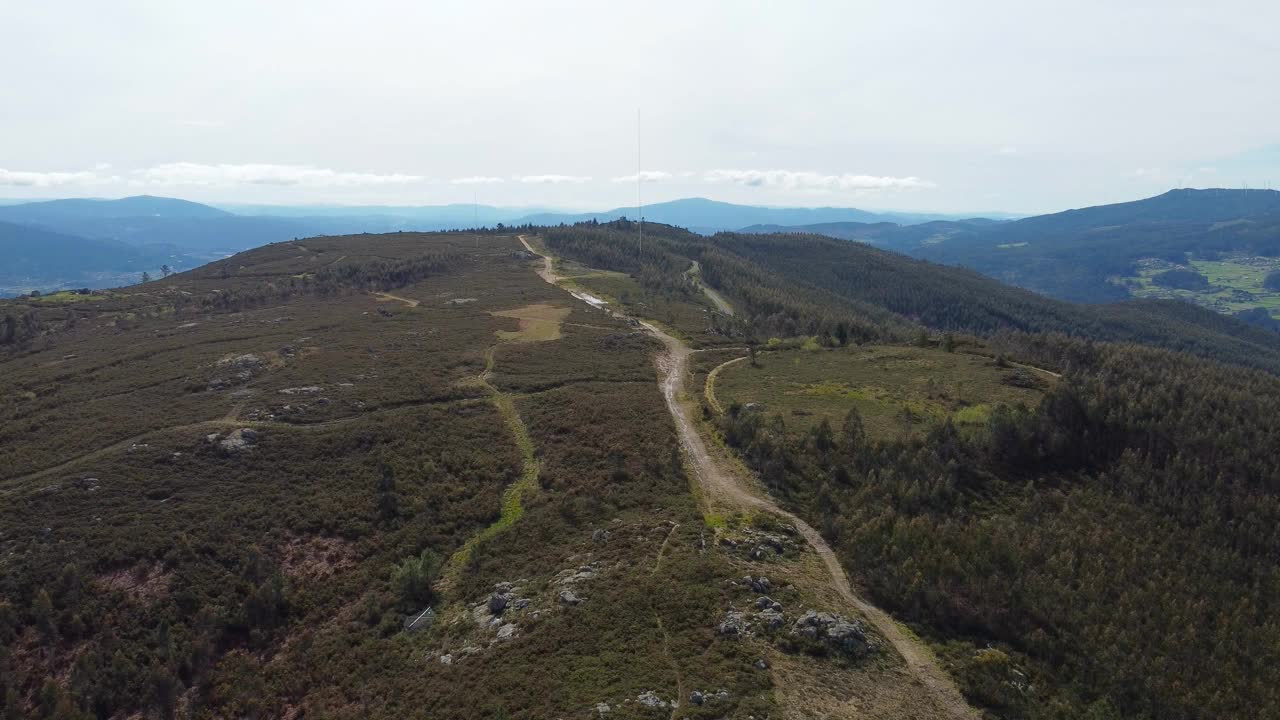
[
  {"left": 792, "top": 609, "right": 877, "bottom": 656},
  {"left": 209, "top": 428, "right": 259, "bottom": 453},
  {"left": 718, "top": 610, "right": 748, "bottom": 637}
]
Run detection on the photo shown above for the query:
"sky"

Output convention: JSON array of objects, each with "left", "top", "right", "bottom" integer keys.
[{"left": 2, "top": 0, "right": 1278, "bottom": 214}]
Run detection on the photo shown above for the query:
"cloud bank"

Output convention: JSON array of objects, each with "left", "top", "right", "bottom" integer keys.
[
  {"left": 0, "top": 167, "right": 114, "bottom": 187},
  {"left": 703, "top": 169, "right": 934, "bottom": 192},
  {"left": 450, "top": 176, "right": 505, "bottom": 185},
  {"left": 136, "top": 163, "right": 423, "bottom": 187},
  {"left": 611, "top": 171, "right": 673, "bottom": 183},
  {"left": 517, "top": 174, "right": 592, "bottom": 184}
]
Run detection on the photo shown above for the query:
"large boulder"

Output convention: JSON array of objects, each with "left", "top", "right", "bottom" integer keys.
[
  {"left": 791, "top": 609, "right": 876, "bottom": 656},
  {"left": 719, "top": 610, "right": 748, "bottom": 637}
]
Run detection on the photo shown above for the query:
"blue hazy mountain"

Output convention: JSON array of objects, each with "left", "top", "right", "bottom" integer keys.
[
  {"left": 512, "top": 197, "right": 973, "bottom": 232},
  {"left": 0, "top": 195, "right": 231, "bottom": 221},
  {"left": 746, "top": 189, "right": 1280, "bottom": 309},
  {"left": 0, "top": 220, "right": 165, "bottom": 296}
]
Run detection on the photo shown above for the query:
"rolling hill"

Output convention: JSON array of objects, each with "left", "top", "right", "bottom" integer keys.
[
  {"left": 745, "top": 189, "right": 1280, "bottom": 322},
  {"left": 535, "top": 219, "right": 1280, "bottom": 718},
  {"left": 5, "top": 222, "right": 1280, "bottom": 718},
  {"left": 0, "top": 231, "right": 978, "bottom": 719},
  {"left": 513, "top": 197, "right": 973, "bottom": 233}
]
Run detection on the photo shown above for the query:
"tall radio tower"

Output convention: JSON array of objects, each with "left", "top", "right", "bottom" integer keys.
[{"left": 637, "top": 108, "right": 643, "bottom": 258}]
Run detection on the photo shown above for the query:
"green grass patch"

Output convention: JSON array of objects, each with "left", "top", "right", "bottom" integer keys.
[
  {"left": 715, "top": 345, "right": 1048, "bottom": 440},
  {"left": 1125, "top": 254, "right": 1280, "bottom": 318}
]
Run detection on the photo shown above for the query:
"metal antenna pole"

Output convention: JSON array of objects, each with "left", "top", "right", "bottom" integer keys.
[{"left": 637, "top": 109, "right": 643, "bottom": 259}]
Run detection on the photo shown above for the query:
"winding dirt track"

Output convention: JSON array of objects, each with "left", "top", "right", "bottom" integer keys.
[{"left": 517, "top": 235, "right": 977, "bottom": 718}]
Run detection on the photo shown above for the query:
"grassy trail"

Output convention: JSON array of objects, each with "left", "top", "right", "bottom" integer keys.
[
  {"left": 441, "top": 344, "right": 540, "bottom": 579},
  {"left": 703, "top": 354, "right": 749, "bottom": 415}
]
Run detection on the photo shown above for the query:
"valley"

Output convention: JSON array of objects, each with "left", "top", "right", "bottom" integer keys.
[{"left": 1120, "top": 253, "right": 1280, "bottom": 319}]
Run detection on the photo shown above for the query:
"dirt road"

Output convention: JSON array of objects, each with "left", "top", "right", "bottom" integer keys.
[
  {"left": 517, "top": 234, "right": 977, "bottom": 718},
  {"left": 642, "top": 321, "right": 977, "bottom": 719}
]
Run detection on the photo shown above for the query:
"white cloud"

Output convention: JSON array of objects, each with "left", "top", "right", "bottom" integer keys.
[
  {"left": 0, "top": 167, "right": 111, "bottom": 187},
  {"left": 611, "top": 170, "right": 672, "bottom": 183},
  {"left": 136, "top": 162, "right": 423, "bottom": 187},
  {"left": 516, "top": 174, "right": 591, "bottom": 184},
  {"left": 703, "top": 169, "right": 934, "bottom": 192},
  {"left": 450, "top": 176, "right": 505, "bottom": 185}
]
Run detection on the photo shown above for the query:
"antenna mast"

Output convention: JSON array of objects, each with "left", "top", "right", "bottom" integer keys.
[{"left": 637, "top": 108, "right": 643, "bottom": 258}]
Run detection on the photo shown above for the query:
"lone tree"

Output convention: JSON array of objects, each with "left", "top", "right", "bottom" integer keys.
[
  {"left": 160, "top": 264, "right": 173, "bottom": 278},
  {"left": 393, "top": 550, "right": 442, "bottom": 605},
  {"left": 140, "top": 271, "right": 152, "bottom": 284}
]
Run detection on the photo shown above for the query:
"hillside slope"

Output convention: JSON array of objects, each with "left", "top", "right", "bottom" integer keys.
[
  {"left": 536, "top": 220, "right": 1280, "bottom": 719},
  {"left": 746, "top": 189, "right": 1280, "bottom": 314},
  {"left": 0, "top": 232, "right": 964, "bottom": 719}
]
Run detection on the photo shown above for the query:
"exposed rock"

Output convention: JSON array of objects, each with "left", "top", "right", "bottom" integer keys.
[
  {"left": 592, "top": 528, "right": 610, "bottom": 544},
  {"left": 496, "top": 623, "right": 518, "bottom": 641},
  {"left": 439, "top": 653, "right": 453, "bottom": 665},
  {"left": 743, "top": 575, "right": 772, "bottom": 593},
  {"left": 637, "top": 691, "right": 667, "bottom": 709},
  {"left": 754, "top": 657, "right": 770, "bottom": 670},
  {"left": 219, "top": 354, "right": 264, "bottom": 370},
  {"left": 758, "top": 609, "right": 786, "bottom": 629},
  {"left": 279, "top": 386, "right": 322, "bottom": 395},
  {"left": 558, "top": 589, "right": 583, "bottom": 605},
  {"left": 719, "top": 610, "right": 748, "bottom": 637},
  {"left": 792, "top": 609, "right": 876, "bottom": 655},
  {"left": 689, "top": 690, "right": 705, "bottom": 706},
  {"left": 513, "top": 598, "right": 531, "bottom": 610},
  {"left": 489, "top": 592, "right": 512, "bottom": 615},
  {"left": 556, "top": 563, "right": 598, "bottom": 584},
  {"left": 755, "top": 596, "right": 782, "bottom": 611},
  {"left": 594, "top": 702, "right": 611, "bottom": 716},
  {"left": 218, "top": 428, "right": 259, "bottom": 452}
]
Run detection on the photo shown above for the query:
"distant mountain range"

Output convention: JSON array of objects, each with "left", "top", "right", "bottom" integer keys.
[
  {"left": 6, "top": 190, "right": 1279, "bottom": 330},
  {"left": 741, "top": 188, "right": 1280, "bottom": 327},
  {"left": 0, "top": 195, "right": 995, "bottom": 295},
  {"left": 510, "top": 197, "right": 992, "bottom": 232}
]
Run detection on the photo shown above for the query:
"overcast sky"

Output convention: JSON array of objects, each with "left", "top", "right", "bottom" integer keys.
[{"left": 2, "top": 0, "right": 1278, "bottom": 213}]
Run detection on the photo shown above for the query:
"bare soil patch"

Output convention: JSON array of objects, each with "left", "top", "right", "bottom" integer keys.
[{"left": 492, "top": 303, "right": 571, "bottom": 342}]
